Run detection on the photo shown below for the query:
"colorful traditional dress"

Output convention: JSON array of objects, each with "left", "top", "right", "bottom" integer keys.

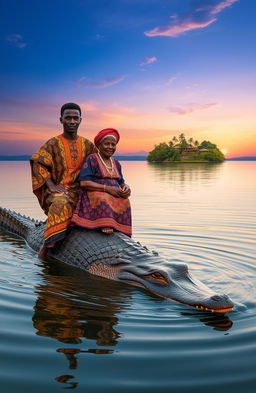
[
  {"left": 30, "top": 134, "right": 94, "bottom": 246},
  {"left": 71, "top": 153, "right": 132, "bottom": 236}
]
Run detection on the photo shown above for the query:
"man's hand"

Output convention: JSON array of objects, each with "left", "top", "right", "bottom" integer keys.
[{"left": 46, "top": 179, "right": 69, "bottom": 195}]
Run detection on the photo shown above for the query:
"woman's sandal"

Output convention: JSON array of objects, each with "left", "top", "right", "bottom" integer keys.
[{"left": 101, "top": 227, "right": 114, "bottom": 234}]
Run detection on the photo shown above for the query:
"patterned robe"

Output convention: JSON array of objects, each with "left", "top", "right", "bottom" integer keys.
[
  {"left": 30, "top": 134, "right": 94, "bottom": 246},
  {"left": 71, "top": 153, "right": 132, "bottom": 236}
]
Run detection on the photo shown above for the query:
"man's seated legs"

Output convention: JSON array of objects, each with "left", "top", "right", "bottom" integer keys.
[{"left": 39, "top": 194, "right": 74, "bottom": 258}]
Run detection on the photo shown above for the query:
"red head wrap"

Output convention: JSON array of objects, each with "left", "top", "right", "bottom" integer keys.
[{"left": 94, "top": 128, "right": 120, "bottom": 148}]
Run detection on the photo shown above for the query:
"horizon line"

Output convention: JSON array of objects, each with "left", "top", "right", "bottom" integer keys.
[{"left": 0, "top": 154, "right": 256, "bottom": 161}]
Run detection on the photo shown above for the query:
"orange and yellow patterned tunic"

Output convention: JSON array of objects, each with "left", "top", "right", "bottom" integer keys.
[{"left": 30, "top": 134, "right": 94, "bottom": 246}]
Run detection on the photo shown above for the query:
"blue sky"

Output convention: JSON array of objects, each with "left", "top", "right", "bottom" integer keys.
[{"left": 1, "top": 0, "right": 256, "bottom": 157}]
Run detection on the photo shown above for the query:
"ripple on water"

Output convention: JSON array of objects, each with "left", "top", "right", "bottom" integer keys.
[
  {"left": 0, "top": 214, "right": 256, "bottom": 392},
  {"left": 134, "top": 223, "right": 256, "bottom": 310}
]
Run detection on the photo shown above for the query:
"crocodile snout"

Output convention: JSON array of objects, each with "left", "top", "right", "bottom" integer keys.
[{"left": 210, "top": 295, "right": 223, "bottom": 302}]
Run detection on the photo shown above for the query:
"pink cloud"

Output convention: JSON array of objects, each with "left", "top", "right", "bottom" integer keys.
[
  {"left": 145, "top": 19, "right": 215, "bottom": 37},
  {"left": 74, "top": 76, "right": 125, "bottom": 88},
  {"left": 144, "top": 0, "right": 238, "bottom": 37},
  {"left": 169, "top": 102, "right": 218, "bottom": 115},
  {"left": 139, "top": 56, "right": 157, "bottom": 66},
  {"left": 196, "top": 0, "right": 239, "bottom": 14}
]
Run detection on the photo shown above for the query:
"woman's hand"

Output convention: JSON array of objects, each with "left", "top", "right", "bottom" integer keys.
[
  {"left": 106, "top": 186, "right": 123, "bottom": 198},
  {"left": 79, "top": 180, "right": 130, "bottom": 199},
  {"left": 119, "top": 184, "right": 131, "bottom": 198}
]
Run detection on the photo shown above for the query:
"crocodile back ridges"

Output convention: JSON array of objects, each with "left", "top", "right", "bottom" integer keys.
[
  {"left": 48, "top": 227, "right": 161, "bottom": 271},
  {"left": 0, "top": 206, "right": 163, "bottom": 271},
  {"left": 0, "top": 206, "right": 39, "bottom": 240}
]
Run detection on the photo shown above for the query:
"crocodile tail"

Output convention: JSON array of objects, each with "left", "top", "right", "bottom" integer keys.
[{"left": 0, "top": 207, "right": 38, "bottom": 240}]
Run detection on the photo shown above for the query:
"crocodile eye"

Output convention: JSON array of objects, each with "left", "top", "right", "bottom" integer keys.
[
  {"left": 144, "top": 272, "right": 169, "bottom": 285},
  {"left": 151, "top": 272, "right": 162, "bottom": 279}
]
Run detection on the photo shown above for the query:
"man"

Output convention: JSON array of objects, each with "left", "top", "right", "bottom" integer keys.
[{"left": 30, "top": 102, "right": 95, "bottom": 258}]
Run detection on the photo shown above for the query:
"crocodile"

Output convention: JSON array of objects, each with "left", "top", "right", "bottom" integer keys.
[{"left": 0, "top": 206, "right": 234, "bottom": 313}]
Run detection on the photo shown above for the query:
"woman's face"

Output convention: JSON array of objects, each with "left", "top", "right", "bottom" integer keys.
[{"left": 99, "top": 137, "right": 117, "bottom": 158}]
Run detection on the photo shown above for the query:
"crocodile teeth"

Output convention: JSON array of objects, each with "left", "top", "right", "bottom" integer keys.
[{"left": 195, "top": 305, "right": 218, "bottom": 312}]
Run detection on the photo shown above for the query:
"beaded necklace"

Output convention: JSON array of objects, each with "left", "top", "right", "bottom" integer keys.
[{"left": 97, "top": 152, "right": 114, "bottom": 176}]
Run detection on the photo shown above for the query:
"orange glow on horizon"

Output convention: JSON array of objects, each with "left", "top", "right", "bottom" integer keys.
[{"left": 0, "top": 100, "right": 256, "bottom": 157}]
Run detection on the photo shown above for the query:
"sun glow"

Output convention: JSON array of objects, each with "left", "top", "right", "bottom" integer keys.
[{"left": 221, "top": 148, "right": 228, "bottom": 155}]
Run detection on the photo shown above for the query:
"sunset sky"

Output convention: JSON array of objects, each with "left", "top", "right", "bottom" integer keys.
[{"left": 1, "top": 0, "right": 255, "bottom": 158}]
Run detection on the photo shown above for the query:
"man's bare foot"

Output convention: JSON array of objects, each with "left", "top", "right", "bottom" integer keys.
[
  {"left": 38, "top": 246, "right": 48, "bottom": 259},
  {"left": 101, "top": 227, "right": 113, "bottom": 234}
]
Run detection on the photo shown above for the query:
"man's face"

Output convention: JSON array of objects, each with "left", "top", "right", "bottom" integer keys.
[{"left": 60, "top": 109, "right": 82, "bottom": 134}]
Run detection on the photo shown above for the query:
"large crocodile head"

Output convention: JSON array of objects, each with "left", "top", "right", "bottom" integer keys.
[{"left": 88, "top": 256, "right": 234, "bottom": 313}]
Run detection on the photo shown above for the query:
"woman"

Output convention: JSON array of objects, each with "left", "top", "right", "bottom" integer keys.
[{"left": 71, "top": 128, "right": 132, "bottom": 235}]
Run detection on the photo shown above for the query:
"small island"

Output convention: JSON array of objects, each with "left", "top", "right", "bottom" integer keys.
[{"left": 147, "top": 134, "right": 225, "bottom": 163}]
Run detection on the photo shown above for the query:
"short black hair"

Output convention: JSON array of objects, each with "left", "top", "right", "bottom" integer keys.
[{"left": 60, "top": 102, "right": 81, "bottom": 117}]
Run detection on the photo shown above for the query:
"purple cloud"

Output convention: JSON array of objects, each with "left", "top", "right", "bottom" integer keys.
[
  {"left": 169, "top": 102, "right": 218, "bottom": 115},
  {"left": 74, "top": 76, "right": 125, "bottom": 88},
  {"left": 139, "top": 56, "right": 157, "bottom": 66},
  {"left": 74, "top": 77, "right": 88, "bottom": 85},
  {"left": 5, "top": 34, "right": 27, "bottom": 48},
  {"left": 166, "top": 76, "right": 177, "bottom": 84},
  {"left": 144, "top": 0, "right": 239, "bottom": 37},
  {"left": 0, "top": 97, "right": 57, "bottom": 111},
  {"left": 0, "top": 130, "right": 26, "bottom": 135}
]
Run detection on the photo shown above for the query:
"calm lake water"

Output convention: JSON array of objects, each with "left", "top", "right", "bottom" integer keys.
[{"left": 0, "top": 161, "right": 255, "bottom": 393}]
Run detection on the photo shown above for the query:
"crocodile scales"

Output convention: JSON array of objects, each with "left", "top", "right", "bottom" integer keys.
[{"left": 0, "top": 206, "right": 234, "bottom": 313}]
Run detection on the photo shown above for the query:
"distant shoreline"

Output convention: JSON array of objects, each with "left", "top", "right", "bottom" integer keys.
[
  {"left": 225, "top": 156, "right": 256, "bottom": 161},
  {"left": 0, "top": 155, "right": 148, "bottom": 162},
  {"left": 0, "top": 155, "right": 255, "bottom": 162}
]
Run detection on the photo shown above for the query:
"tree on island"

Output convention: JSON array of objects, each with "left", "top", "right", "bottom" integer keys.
[{"left": 147, "top": 134, "right": 225, "bottom": 163}]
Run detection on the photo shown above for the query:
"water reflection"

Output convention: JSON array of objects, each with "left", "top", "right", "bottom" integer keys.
[
  {"left": 0, "top": 228, "right": 237, "bottom": 389},
  {"left": 0, "top": 161, "right": 255, "bottom": 392},
  {"left": 54, "top": 374, "right": 78, "bottom": 389},
  {"left": 32, "top": 260, "right": 130, "bottom": 346},
  {"left": 0, "top": 231, "right": 26, "bottom": 249},
  {"left": 181, "top": 311, "right": 233, "bottom": 331},
  {"left": 32, "top": 260, "right": 134, "bottom": 387},
  {"left": 33, "top": 259, "right": 234, "bottom": 341},
  {"left": 147, "top": 162, "right": 223, "bottom": 185}
]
